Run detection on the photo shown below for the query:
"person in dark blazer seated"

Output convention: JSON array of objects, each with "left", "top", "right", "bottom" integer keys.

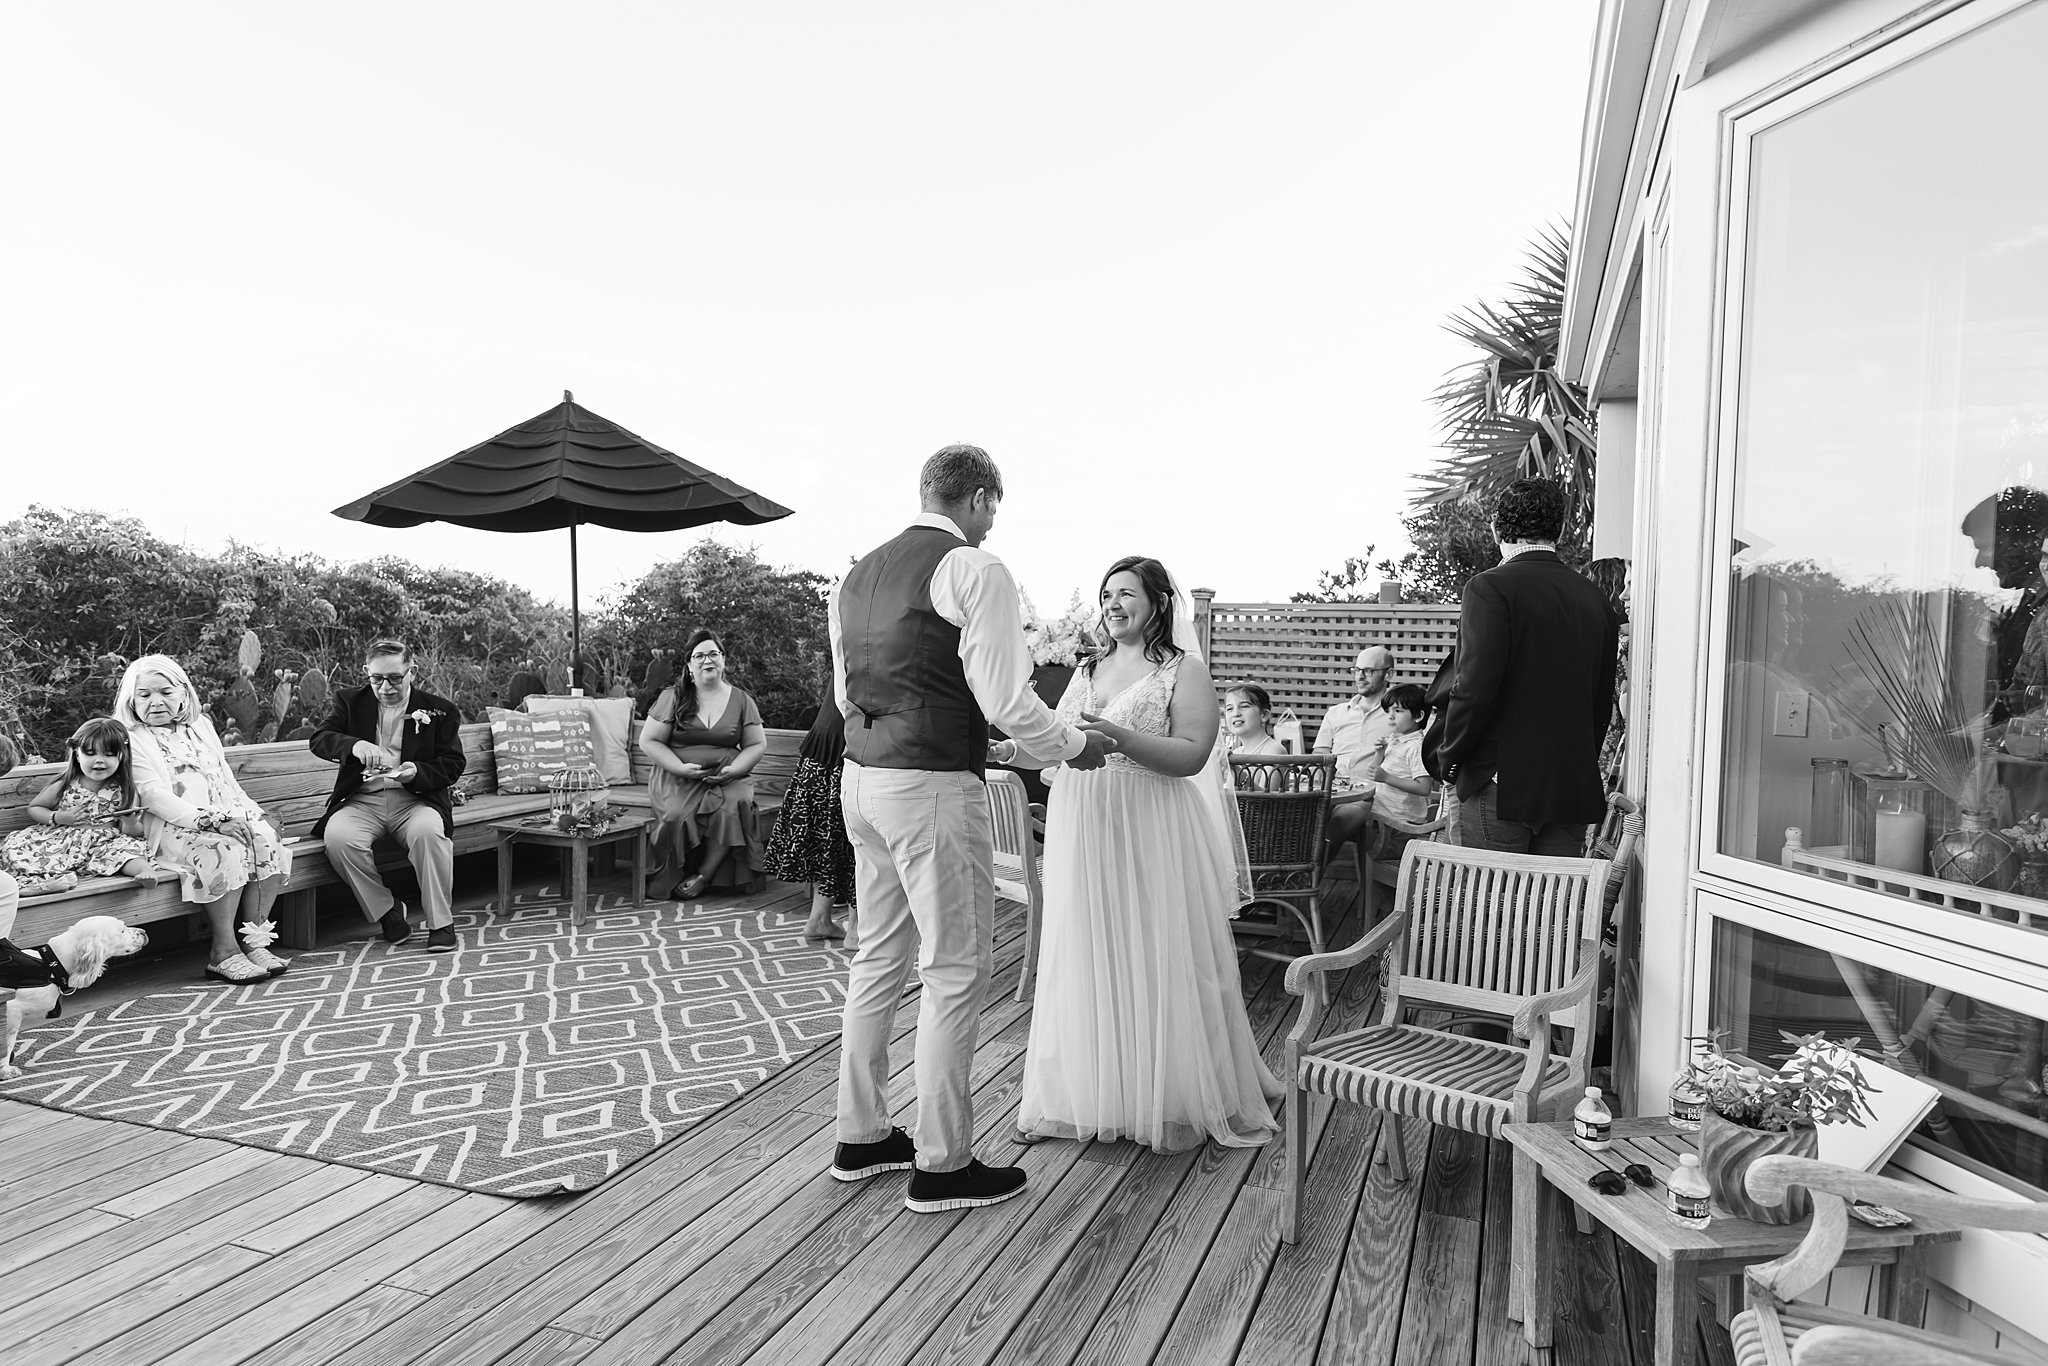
[
  {"left": 1436, "top": 479, "right": 1620, "bottom": 856},
  {"left": 311, "top": 639, "right": 468, "bottom": 953}
]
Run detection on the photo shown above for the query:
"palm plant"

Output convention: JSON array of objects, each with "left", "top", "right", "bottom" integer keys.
[{"left": 1418, "top": 226, "right": 1598, "bottom": 559}]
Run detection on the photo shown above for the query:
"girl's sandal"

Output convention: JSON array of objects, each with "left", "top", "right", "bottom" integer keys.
[{"left": 205, "top": 954, "right": 270, "bottom": 985}]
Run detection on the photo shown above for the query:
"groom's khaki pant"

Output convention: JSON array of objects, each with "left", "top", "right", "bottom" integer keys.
[{"left": 836, "top": 762, "right": 994, "bottom": 1173}]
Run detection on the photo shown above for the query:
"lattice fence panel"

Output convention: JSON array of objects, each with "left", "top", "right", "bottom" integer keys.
[{"left": 1201, "top": 601, "right": 1460, "bottom": 733}]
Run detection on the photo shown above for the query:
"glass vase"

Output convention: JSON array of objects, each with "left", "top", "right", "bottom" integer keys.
[
  {"left": 1808, "top": 758, "right": 1850, "bottom": 851},
  {"left": 1930, "top": 810, "right": 2019, "bottom": 892}
]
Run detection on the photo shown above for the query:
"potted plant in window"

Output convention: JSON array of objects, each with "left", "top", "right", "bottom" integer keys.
[{"left": 1684, "top": 1030, "right": 1881, "bottom": 1224}]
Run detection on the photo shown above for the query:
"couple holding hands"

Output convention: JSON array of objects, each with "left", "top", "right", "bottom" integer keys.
[{"left": 826, "top": 445, "right": 1277, "bottom": 1214}]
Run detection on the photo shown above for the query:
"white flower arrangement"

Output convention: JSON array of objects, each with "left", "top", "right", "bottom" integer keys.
[
  {"left": 1020, "top": 590, "right": 1099, "bottom": 668},
  {"left": 408, "top": 709, "right": 439, "bottom": 732}
]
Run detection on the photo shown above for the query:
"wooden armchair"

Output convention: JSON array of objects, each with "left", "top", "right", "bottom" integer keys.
[
  {"left": 1230, "top": 753, "right": 1336, "bottom": 963},
  {"left": 1732, "top": 1156, "right": 2048, "bottom": 1365},
  {"left": 985, "top": 769, "right": 1045, "bottom": 1003},
  {"left": 1278, "top": 839, "right": 1612, "bottom": 1243}
]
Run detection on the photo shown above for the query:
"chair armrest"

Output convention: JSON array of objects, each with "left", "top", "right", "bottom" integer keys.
[
  {"left": 1510, "top": 961, "right": 1599, "bottom": 1038},
  {"left": 1794, "top": 1323, "right": 2018, "bottom": 1366},
  {"left": 1747, "top": 1156, "right": 2048, "bottom": 1235},
  {"left": 1284, "top": 911, "right": 1406, "bottom": 997}
]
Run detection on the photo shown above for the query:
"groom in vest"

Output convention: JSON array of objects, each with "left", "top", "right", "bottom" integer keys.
[{"left": 828, "top": 445, "right": 1111, "bottom": 1212}]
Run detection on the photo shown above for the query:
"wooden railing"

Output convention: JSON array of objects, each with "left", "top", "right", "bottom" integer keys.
[{"left": 1190, "top": 593, "right": 1460, "bottom": 733}]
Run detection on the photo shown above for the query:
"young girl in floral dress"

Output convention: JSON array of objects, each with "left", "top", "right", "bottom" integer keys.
[{"left": 0, "top": 718, "right": 160, "bottom": 896}]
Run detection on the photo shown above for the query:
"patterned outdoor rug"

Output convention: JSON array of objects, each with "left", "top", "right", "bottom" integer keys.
[{"left": 0, "top": 890, "right": 857, "bottom": 1196}]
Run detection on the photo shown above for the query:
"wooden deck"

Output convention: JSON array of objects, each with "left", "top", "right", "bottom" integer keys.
[{"left": 0, "top": 864, "right": 1719, "bottom": 1365}]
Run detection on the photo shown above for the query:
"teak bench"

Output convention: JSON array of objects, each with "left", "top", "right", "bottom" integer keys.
[{"left": 0, "top": 720, "right": 803, "bottom": 951}]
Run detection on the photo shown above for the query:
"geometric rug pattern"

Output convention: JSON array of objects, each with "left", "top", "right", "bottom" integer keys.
[{"left": 0, "top": 889, "right": 868, "bottom": 1196}]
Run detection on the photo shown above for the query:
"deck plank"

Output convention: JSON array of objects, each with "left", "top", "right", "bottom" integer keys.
[
  {"left": 1476, "top": 1129, "right": 1534, "bottom": 1366},
  {"left": 67, "top": 1182, "right": 471, "bottom": 1366},
  {"left": 1233, "top": 1103, "right": 1385, "bottom": 1366},
  {"left": 1315, "top": 1115, "right": 1432, "bottom": 1366}
]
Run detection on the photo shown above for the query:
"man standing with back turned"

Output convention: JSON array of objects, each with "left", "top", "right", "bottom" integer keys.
[
  {"left": 828, "top": 445, "right": 1111, "bottom": 1213},
  {"left": 1437, "top": 478, "right": 1619, "bottom": 855}
]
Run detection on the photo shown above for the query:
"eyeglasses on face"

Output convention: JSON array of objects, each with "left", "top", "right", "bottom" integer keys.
[
  {"left": 1587, "top": 1163, "right": 1656, "bottom": 1195},
  {"left": 367, "top": 671, "right": 411, "bottom": 685},
  {"left": 690, "top": 651, "right": 724, "bottom": 662}
]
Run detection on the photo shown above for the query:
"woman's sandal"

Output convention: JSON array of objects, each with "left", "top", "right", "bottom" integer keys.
[
  {"left": 671, "top": 874, "right": 710, "bottom": 902},
  {"left": 804, "top": 920, "right": 846, "bottom": 942},
  {"left": 205, "top": 954, "right": 270, "bottom": 984}
]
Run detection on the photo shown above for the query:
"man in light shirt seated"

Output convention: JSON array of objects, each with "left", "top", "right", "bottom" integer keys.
[{"left": 1315, "top": 645, "right": 1396, "bottom": 869}]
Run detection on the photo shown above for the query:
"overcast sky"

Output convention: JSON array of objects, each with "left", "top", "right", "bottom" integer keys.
[{"left": 2, "top": 2, "right": 1592, "bottom": 618}]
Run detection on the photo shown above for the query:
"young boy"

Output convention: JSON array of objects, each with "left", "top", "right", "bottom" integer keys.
[{"left": 1371, "top": 684, "right": 1436, "bottom": 826}]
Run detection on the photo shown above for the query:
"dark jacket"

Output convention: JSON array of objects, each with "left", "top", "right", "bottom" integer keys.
[
  {"left": 1436, "top": 550, "right": 1620, "bottom": 826},
  {"left": 309, "top": 685, "right": 468, "bottom": 838}
]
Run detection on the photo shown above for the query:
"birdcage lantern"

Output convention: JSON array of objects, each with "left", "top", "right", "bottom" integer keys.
[{"left": 548, "top": 763, "right": 614, "bottom": 835}]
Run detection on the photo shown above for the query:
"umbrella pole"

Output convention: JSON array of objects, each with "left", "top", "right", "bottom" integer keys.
[{"left": 569, "top": 523, "right": 582, "bottom": 696}]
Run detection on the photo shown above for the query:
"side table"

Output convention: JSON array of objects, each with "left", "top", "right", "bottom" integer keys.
[
  {"left": 492, "top": 812, "right": 651, "bottom": 928},
  {"left": 1502, "top": 1117, "right": 1959, "bottom": 1366}
]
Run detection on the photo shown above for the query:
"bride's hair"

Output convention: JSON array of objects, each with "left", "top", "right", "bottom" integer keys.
[{"left": 1086, "top": 556, "right": 1182, "bottom": 673}]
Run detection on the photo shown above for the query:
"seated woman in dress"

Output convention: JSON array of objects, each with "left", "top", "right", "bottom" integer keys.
[
  {"left": 638, "top": 629, "right": 768, "bottom": 901},
  {"left": 117, "top": 655, "right": 294, "bottom": 983}
]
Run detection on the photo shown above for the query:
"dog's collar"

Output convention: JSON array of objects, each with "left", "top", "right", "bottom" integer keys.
[{"left": 35, "top": 944, "right": 71, "bottom": 994}]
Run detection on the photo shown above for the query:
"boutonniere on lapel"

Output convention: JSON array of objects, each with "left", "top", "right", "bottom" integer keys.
[{"left": 408, "top": 709, "right": 440, "bottom": 733}]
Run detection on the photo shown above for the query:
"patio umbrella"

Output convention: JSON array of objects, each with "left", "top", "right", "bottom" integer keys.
[{"left": 333, "top": 392, "right": 792, "bottom": 687}]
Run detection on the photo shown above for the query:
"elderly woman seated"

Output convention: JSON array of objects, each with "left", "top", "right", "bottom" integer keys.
[{"left": 638, "top": 629, "right": 769, "bottom": 901}]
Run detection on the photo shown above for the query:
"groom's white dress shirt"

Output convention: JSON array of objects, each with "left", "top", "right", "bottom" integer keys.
[{"left": 828, "top": 512, "right": 1085, "bottom": 767}]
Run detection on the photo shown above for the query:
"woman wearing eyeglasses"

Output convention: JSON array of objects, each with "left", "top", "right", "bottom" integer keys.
[{"left": 640, "top": 629, "right": 769, "bottom": 901}]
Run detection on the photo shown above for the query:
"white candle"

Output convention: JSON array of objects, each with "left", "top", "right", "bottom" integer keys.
[{"left": 1874, "top": 808, "right": 1927, "bottom": 875}]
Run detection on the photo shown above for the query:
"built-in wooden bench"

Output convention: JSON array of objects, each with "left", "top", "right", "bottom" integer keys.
[{"left": 0, "top": 721, "right": 804, "bottom": 952}]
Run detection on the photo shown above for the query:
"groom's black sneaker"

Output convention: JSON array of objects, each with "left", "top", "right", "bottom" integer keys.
[
  {"left": 425, "top": 925, "right": 457, "bottom": 954},
  {"left": 830, "top": 1127, "right": 916, "bottom": 1182},
  {"left": 905, "top": 1159, "right": 1028, "bottom": 1213},
  {"left": 378, "top": 904, "right": 412, "bottom": 945}
]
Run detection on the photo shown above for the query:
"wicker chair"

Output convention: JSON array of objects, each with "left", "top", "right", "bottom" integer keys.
[
  {"left": 1278, "top": 838, "right": 1614, "bottom": 1243},
  {"left": 1230, "top": 753, "right": 1337, "bottom": 964},
  {"left": 985, "top": 769, "right": 1045, "bottom": 1003},
  {"left": 1732, "top": 1155, "right": 2048, "bottom": 1365}
]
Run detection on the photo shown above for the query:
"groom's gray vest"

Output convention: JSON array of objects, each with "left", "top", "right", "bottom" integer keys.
[{"left": 840, "top": 524, "right": 989, "bottom": 779}]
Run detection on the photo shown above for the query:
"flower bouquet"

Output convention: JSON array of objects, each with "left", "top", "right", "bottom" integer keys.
[
  {"left": 1683, "top": 1030, "right": 1880, "bottom": 1223},
  {"left": 1020, "top": 591, "right": 1100, "bottom": 668}
]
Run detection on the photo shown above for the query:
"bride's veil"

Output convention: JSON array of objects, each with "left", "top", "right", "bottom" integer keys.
[{"left": 1169, "top": 576, "right": 1256, "bottom": 907}]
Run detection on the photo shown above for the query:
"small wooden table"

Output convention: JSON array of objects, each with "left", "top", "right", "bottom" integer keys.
[
  {"left": 491, "top": 811, "right": 651, "bottom": 928},
  {"left": 1502, "top": 1117, "right": 1958, "bottom": 1366}
]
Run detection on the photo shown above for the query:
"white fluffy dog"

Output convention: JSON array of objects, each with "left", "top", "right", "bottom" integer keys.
[{"left": 0, "top": 915, "right": 149, "bottom": 1080}]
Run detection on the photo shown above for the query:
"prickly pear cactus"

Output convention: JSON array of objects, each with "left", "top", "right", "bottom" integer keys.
[
  {"left": 508, "top": 670, "right": 545, "bottom": 711},
  {"left": 298, "top": 665, "right": 330, "bottom": 720},
  {"left": 257, "top": 720, "right": 279, "bottom": 743},
  {"left": 271, "top": 670, "right": 296, "bottom": 730},
  {"left": 224, "top": 673, "right": 260, "bottom": 744},
  {"left": 237, "top": 629, "right": 263, "bottom": 678}
]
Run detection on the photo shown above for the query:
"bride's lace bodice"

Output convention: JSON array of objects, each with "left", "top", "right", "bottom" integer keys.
[{"left": 1058, "top": 655, "right": 1181, "bottom": 772}]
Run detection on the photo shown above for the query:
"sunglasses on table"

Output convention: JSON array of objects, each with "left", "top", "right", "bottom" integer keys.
[{"left": 1587, "top": 1163, "right": 1657, "bottom": 1196}]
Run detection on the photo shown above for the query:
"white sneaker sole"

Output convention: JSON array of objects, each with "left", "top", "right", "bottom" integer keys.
[
  {"left": 829, "top": 1159, "right": 914, "bottom": 1182},
  {"left": 904, "top": 1182, "right": 1027, "bottom": 1213}
]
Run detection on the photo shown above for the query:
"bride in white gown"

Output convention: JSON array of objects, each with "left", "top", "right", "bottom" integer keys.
[{"left": 999, "top": 555, "right": 1281, "bottom": 1153}]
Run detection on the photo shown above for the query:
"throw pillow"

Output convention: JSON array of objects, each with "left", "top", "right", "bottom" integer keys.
[
  {"left": 524, "top": 694, "right": 633, "bottom": 784},
  {"left": 487, "top": 707, "right": 597, "bottom": 794}
]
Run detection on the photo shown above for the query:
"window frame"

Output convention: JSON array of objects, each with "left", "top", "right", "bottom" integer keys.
[{"left": 1694, "top": 0, "right": 2048, "bottom": 979}]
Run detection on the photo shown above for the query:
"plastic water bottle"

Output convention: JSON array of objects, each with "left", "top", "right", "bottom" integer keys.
[
  {"left": 1573, "top": 1086, "right": 1613, "bottom": 1152},
  {"left": 1667, "top": 1070, "right": 1706, "bottom": 1132},
  {"left": 1668, "top": 1153, "right": 1712, "bottom": 1229}
]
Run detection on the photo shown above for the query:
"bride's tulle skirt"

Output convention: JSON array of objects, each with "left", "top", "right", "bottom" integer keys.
[{"left": 1018, "top": 763, "right": 1282, "bottom": 1152}]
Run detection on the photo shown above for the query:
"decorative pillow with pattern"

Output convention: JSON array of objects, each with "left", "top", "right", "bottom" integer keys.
[{"left": 487, "top": 707, "right": 596, "bottom": 794}]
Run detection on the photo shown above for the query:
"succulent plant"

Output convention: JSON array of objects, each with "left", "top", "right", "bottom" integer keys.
[
  {"left": 224, "top": 673, "right": 260, "bottom": 743},
  {"left": 298, "top": 665, "right": 330, "bottom": 720},
  {"left": 237, "top": 629, "right": 263, "bottom": 678},
  {"left": 507, "top": 669, "right": 545, "bottom": 710}
]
